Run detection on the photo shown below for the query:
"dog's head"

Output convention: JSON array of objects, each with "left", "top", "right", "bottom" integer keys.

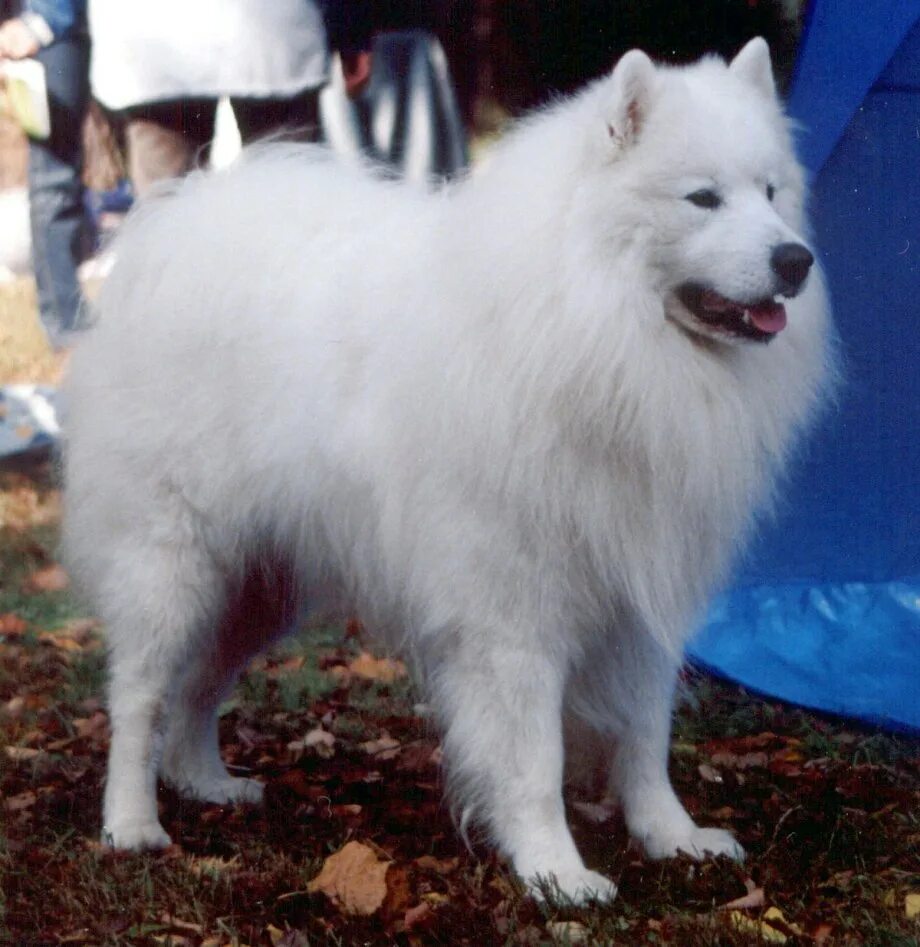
[{"left": 586, "top": 38, "right": 814, "bottom": 346}]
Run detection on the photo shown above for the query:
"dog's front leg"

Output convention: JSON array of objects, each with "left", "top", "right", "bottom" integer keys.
[
  {"left": 434, "top": 635, "right": 617, "bottom": 903},
  {"left": 603, "top": 633, "right": 745, "bottom": 862}
]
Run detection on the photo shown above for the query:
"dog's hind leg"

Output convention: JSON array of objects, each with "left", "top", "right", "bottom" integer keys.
[
  {"left": 161, "top": 561, "right": 299, "bottom": 804},
  {"left": 432, "top": 632, "right": 617, "bottom": 904},
  {"left": 577, "top": 627, "right": 744, "bottom": 862},
  {"left": 100, "top": 536, "right": 226, "bottom": 852}
]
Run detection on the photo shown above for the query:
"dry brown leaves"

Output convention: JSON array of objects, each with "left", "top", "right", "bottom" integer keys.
[{"left": 306, "top": 841, "right": 393, "bottom": 915}]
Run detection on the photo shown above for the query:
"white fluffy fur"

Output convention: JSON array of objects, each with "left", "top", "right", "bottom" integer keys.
[{"left": 62, "top": 40, "right": 832, "bottom": 902}]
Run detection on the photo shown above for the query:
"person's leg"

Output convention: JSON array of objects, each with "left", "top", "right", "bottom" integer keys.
[
  {"left": 122, "top": 99, "right": 217, "bottom": 197},
  {"left": 230, "top": 89, "right": 321, "bottom": 145},
  {"left": 29, "top": 34, "right": 90, "bottom": 350}
]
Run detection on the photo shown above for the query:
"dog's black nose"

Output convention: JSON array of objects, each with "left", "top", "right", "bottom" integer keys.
[{"left": 771, "top": 242, "right": 814, "bottom": 292}]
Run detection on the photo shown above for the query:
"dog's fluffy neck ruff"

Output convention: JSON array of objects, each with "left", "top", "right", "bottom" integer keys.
[{"left": 427, "top": 90, "right": 831, "bottom": 652}]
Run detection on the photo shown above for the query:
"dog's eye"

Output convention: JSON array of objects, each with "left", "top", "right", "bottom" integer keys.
[
  {"left": 766, "top": 183, "right": 776, "bottom": 202},
  {"left": 685, "top": 189, "right": 722, "bottom": 210}
]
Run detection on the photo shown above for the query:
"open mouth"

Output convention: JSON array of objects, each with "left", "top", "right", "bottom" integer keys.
[{"left": 676, "top": 284, "right": 787, "bottom": 343}]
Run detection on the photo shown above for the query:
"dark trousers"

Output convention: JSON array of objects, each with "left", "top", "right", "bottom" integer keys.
[
  {"left": 29, "top": 33, "right": 90, "bottom": 349},
  {"left": 120, "top": 91, "right": 321, "bottom": 198}
]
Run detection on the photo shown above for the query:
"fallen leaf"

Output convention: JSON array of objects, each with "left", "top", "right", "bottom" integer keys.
[
  {"left": 188, "top": 855, "right": 241, "bottom": 877},
  {"left": 3, "top": 745, "right": 43, "bottom": 762},
  {"left": 23, "top": 564, "right": 70, "bottom": 593},
  {"left": 728, "top": 911, "right": 787, "bottom": 944},
  {"left": 698, "top": 763, "right": 724, "bottom": 783},
  {"left": 906, "top": 893, "right": 920, "bottom": 919},
  {"left": 74, "top": 712, "right": 110, "bottom": 741},
  {"left": 397, "top": 741, "right": 441, "bottom": 773},
  {"left": 422, "top": 891, "right": 449, "bottom": 906},
  {"left": 415, "top": 855, "right": 459, "bottom": 874},
  {"left": 3, "top": 790, "right": 37, "bottom": 812},
  {"left": 159, "top": 915, "right": 204, "bottom": 935},
  {"left": 382, "top": 863, "right": 413, "bottom": 918},
  {"left": 718, "top": 883, "right": 765, "bottom": 911},
  {"left": 360, "top": 733, "right": 401, "bottom": 760},
  {"left": 307, "top": 840, "right": 391, "bottom": 915},
  {"left": 709, "top": 805, "right": 735, "bottom": 820},
  {"left": 289, "top": 727, "right": 336, "bottom": 759},
  {"left": 404, "top": 901, "right": 433, "bottom": 930},
  {"left": 711, "top": 750, "right": 769, "bottom": 770},
  {"left": 2, "top": 696, "right": 25, "bottom": 718},
  {"left": 671, "top": 741, "right": 698, "bottom": 755},
  {"left": 547, "top": 920, "right": 591, "bottom": 944},
  {"left": 59, "top": 617, "right": 101, "bottom": 639},
  {"left": 38, "top": 632, "right": 89, "bottom": 652},
  {"left": 0, "top": 613, "right": 27, "bottom": 637},
  {"left": 331, "top": 803, "right": 363, "bottom": 817},
  {"left": 764, "top": 906, "right": 804, "bottom": 937},
  {"left": 346, "top": 651, "right": 407, "bottom": 683}
]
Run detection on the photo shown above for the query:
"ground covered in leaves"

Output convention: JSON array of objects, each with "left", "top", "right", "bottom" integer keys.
[{"left": 1, "top": 458, "right": 919, "bottom": 946}]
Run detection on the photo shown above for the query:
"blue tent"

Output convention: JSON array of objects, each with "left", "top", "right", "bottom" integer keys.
[{"left": 689, "top": 1, "right": 920, "bottom": 731}]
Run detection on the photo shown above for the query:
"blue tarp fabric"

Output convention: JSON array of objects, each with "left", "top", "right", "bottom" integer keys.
[{"left": 689, "top": 3, "right": 920, "bottom": 731}]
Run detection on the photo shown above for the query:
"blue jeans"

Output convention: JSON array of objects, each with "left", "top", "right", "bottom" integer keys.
[{"left": 29, "top": 34, "right": 90, "bottom": 350}]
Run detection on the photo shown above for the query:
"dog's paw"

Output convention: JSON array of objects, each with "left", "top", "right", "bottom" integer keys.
[
  {"left": 526, "top": 867, "right": 618, "bottom": 905},
  {"left": 198, "top": 775, "right": 265, "bottom": 806},
  {"left": 170, "top": 774, "right": 265, "bottom": 806},
  {"left": 642, "top": 824, "right": 745, "bottom": 862},
  {"left": 101, "top": 819, "right": 172, "bottom": 852}
]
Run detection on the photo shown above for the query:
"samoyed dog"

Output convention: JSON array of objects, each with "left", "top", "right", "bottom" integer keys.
[{"left": 63, "top": 39, "right": 832, "bottom": 901}]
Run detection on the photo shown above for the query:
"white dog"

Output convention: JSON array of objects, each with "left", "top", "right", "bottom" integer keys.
[{"left": 62, "top": 39, "right": 832, "bottom": 902}]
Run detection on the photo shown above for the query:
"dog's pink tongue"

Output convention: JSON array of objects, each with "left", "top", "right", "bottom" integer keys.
[{"left": 748, "top": 301, "right": 787, "bottom": 334}]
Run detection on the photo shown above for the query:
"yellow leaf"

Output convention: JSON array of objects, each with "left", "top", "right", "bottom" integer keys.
[
  {"left": 347, "top": 651, "right": 407, "bottom": 683},
  {"left": 422, "top": 891, "right": 450, "bottom": 906},
  {"left": 905, "top": 893, "right": 920, "bottom": 919},
  {"left": 307, "top": 840, "right": 391, "bottom": 915},
  {"left": 764, "top": 906, "right": 803, "bottom": 936},
  {"left": 728, "top": 911, "right": 787, "bottom": 944}
]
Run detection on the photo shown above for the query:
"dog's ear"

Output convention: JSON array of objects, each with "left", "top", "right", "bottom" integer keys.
[
  {"left": 603, "top": 49, "right": 656, "bottom": 151},
  {"left": 730, "top": 37, "right": 776, "bottom": 99}
]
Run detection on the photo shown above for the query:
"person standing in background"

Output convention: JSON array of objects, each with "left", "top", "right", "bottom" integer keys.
[
  {"left": 88, "top": 0, "right": 373, "bottom": 198},
  {"left": 0, "top": 0, "right": 89, "bottom": 351}
]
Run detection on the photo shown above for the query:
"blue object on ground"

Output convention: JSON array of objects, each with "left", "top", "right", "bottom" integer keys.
[
  {"left": 0, "top": 385, "right": 59, "bottom": 458},
  {"left": 689, "top": 5, "right": 920, "bottom": 731}
]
